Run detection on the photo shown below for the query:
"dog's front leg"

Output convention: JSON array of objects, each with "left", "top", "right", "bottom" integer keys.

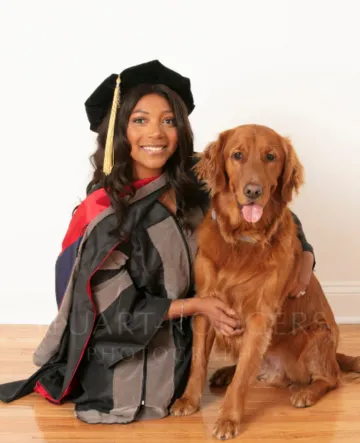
[
  {"left": 170, "top": 313, "right": 215, "bottom": 416},
  {"left": 213, "top": 313, "right": 274, "bottom": 440}
]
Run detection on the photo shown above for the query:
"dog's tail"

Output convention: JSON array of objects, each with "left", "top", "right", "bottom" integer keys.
[
  {"left": 337, "top": 353, "right": 360, "bottom": 373},
  {"left": 337, "top": 353, "right": 360, "bottom": 383}
]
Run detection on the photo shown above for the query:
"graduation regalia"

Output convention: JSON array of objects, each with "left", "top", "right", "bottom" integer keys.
[{"left": 0, "top": 171, "right": 208, "bottom": 423}]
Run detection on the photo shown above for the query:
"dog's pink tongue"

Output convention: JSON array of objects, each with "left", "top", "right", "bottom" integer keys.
[{"left": 241, "top": 204, "right": 263, "bottom": 223}]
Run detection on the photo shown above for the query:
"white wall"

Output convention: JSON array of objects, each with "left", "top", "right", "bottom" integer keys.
[{"left": 0, "top": 0, "right": 359, "bottom": 325}]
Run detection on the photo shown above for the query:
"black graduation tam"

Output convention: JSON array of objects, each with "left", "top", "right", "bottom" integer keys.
[{"left": 85, "top": 60, "right": 195, "bottom": 133}]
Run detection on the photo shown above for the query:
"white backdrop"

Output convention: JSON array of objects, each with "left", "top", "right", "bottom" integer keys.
[{"left": 0, "top": 0, "right": 359, "bottom": 324}]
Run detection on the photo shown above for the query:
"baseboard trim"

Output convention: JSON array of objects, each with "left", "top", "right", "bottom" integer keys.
[
  {"left": 335, "top": 317, "right": 360, "bottom": 324},
  {"left": 323, "top": 281, "right": 360, "bottom": 324},
  {"left": 322, "top": 281, "right": 360, "bottom": 294}
]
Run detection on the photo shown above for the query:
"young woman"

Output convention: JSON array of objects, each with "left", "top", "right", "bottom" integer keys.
[{"left": 0, "top": 60, "right": 315, "bottom": 424}]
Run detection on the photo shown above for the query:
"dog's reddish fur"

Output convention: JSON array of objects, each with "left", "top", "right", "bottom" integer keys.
[{"left": 170, "top": 124, "right": 360, "bottom": 440}]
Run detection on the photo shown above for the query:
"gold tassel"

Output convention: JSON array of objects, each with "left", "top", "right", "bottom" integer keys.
[{"left": 103, "top": 74, "right": 121, "bottom": 175}]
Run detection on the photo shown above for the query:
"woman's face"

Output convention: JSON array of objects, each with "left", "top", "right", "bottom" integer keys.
[{"left": 126, "top": 93, "right": 178, "bottom": 180}]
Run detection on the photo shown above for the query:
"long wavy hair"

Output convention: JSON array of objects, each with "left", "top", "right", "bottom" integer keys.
[{"left": 85, "top": 84, "right": 199, "bottom": 240}]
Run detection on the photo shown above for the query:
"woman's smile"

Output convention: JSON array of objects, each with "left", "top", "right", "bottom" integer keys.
[{"left": 140, "top": 145, "right": 168, "bottom": 154}]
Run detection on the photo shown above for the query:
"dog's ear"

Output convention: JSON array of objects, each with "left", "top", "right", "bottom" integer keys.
[
  {"left": 192, "top": 131, "right": 228, "bottom": 195},
  {"left": 280, "top": 136, "right": 305, "bottom": 204}
]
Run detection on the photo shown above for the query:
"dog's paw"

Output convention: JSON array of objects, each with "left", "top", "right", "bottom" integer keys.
[
  {"left": 291, "top": 388, "right": 317, "bottom": 408},
  {"left": 212, "top": 418, "right": 241, "bottom": 440},
  {"left": 169, "top": 396, "right": 199, "bottom": 417},
  {"left": 209, "top": 366, "right": 236, "bottom": 388}
]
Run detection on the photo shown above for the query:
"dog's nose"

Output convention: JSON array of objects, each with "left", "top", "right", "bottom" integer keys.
[{"left": 243, "top": 183, "right": 263, "bottom": 201}]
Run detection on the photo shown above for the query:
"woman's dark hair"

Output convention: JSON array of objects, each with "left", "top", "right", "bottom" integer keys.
[{"left": 85, "top": 83, "right": 199, "bottom": 240}]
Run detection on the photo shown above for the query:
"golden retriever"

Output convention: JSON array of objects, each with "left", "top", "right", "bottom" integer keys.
[{"left": 170, "top": 124, "right": 360, "bottom": 440}]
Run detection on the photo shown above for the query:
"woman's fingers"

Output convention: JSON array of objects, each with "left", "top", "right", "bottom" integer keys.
[
  {"left": 288, "top": 282, "right": 308, "bottom": 299},
  {"left": 214, "top": 319, "right": 244, "bottom": 336},
  {"left": 228, "top": 326, "right": 245, "bottom": 336},
  {"left": 218, "top": 324, "right": 234, "bottom": 336},
  {"left": 220, "top": 314, "right": 238, "bottom": 329}
]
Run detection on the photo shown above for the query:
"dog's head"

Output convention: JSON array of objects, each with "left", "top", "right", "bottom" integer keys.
[{"left": 193, "top": 124, "right": 304, "bottom": 223}]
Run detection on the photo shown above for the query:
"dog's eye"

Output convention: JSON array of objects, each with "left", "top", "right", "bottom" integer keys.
[
  {"left": 266, "top": 153, "right": 276, "bottom": 161},
  {"left": 233, "top": 152, "right": 243, "bottom": 160}
]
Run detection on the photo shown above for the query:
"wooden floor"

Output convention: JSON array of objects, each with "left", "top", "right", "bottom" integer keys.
[{"left": 0, "top": 325, "right": 359, "bottom": 443}]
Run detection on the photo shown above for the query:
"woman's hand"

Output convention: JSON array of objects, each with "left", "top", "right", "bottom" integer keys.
[
  {"left": 288, "top": 251, "right": 314, "bottom": 298},
  {"left": 194, "top": 297, "right": 244, "bottom": 337}
]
